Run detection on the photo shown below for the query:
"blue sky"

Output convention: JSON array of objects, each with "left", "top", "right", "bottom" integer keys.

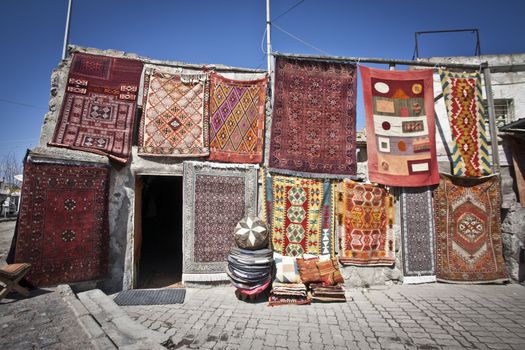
[{"left": 1, "top": 0, "right": 524, "bottom": 164}]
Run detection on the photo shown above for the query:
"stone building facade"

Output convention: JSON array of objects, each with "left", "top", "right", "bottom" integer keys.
[{"left": 28, "top": 47, "right": 525, "bottom": 291}]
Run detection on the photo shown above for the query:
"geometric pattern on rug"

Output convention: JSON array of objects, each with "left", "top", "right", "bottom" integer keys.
[
  {"left": 50, "top": 53, "right": 143, "bottom": 164},
  {"left": 14, "top": 160, "right": 109, "bottom": 286},
  {"left": 138, "top": 68, "right": 209, "bottom": 156},
  {"left": 439, "top": 70, "right": 491, "bottom": 177},
  {"left": 337, "top": 179, "right": 396, "bottom": 266},
  {"left": 360, "top": 66, "right": 439, "bottom": 186},
  {"left": 182, "top": 161, "right": 258, "bottom": 277},
  {"left": 209, "top": 73, "right": 268, "bottom": 164},
  {"left": 263, "top": 171, "right": 335, "bottom": 257},
  {"left": 269, "top": 57, "right": 357, "bottom": 177},
  {"left": 433, "top": 174, "right": 508, "bottom": 283},
  {"left": 400, "top": 187, "right": 436, "bottom": 278}
]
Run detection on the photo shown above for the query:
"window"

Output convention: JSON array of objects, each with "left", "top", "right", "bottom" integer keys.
[{"left": 482, "top": 99, "right": 515, "bottom": 128}]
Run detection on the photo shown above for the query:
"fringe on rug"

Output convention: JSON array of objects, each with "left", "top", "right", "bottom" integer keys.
[
  {"left": 182, "top": 273, "right": 229, "bottom": 283},
  {"left": 403, "top": 275, "right": 437, "bottom": 285}
]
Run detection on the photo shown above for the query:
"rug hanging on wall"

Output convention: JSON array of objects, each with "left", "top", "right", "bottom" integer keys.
[
  {"left": 439, "top": 70, "right": 491, "bottom": 177},
  {"left": 434, "top": 174, "right": 508, "bottom": 283},
  {"left": 182, "top": 161, "right": 258, "bottom": 282},
  {"left": 208, "top": 72, "right": 268, "bottom": 163},
  {"left": 337, "top": 179, "right": 395, "bottom": 266},
  {"left": 269, "top": 57, "right": 357, "bottom": 178},
  {"left": 13, "top": 160, "right": 110, "bottom": 286},
  {"left": 400, "top": 187, "right": 436, "bottom": 283},
  {"left": 360, "top": 66, "right": 439, "bottom": 187},
  {"left": 50, "top": 52, "right": 143, "bottom": 164},
  {"left": 138, "top": 68, "right": 209, "bottom": 157},
  {"left": 262, "top": 171, "right": 335, "bottom": 257}
]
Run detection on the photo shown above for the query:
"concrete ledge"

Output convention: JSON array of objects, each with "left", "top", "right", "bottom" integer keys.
[
  {"left": 57, "top": 285, "right": 117, "bottom": 350},
  {"left": 77, "top": 289, "right": 168, "bottom": 349}
]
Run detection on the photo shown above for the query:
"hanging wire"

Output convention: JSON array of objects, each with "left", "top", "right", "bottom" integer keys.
[
  {"left": 272, "top": 0, "right": 305, "bottom": 22},
  {"left": 261, "top": 27, "right": 268, "bottom": 54},
  {"left": 0, "top": 98, "right": 47, "bottom": 111},
  {"left": 272, "top": 23, "right": 330, "bottom": 56}
]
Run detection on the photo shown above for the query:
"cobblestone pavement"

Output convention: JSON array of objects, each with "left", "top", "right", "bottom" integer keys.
[
  {"left": 123, "top": 283, "right": 525, "bottom": 350},
  {"left": 0, "top": 287, "right": 96, "bottom": 350}
]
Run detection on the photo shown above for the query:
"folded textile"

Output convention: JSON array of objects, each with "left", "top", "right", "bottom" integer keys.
[
  {"left": 227, "top": 246, "right": 273, "bottom": 294},
  {"left": 228, "top": 266, "right": 270, "bottom": 281},
  {"left": 230, "top": 247, "right": 273, "bottom": 257},
  {"left": 268, "top": 294, "right": 311, "bottom": 306},
  {"left": 309, "top": 283, "right": 346, "bottom": 302},
  {"left": 237, "top": 277, "right": 272, "bottom": 296}
]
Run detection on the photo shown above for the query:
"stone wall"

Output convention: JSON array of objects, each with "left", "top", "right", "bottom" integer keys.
[
  {"left": 32, "top": 47, "right": 525, "bottom": 292},
  {"left": 33, "top": 46, "right": 267, "bottom": 292}
]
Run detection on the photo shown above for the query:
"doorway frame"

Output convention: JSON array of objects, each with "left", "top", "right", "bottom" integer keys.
[{"left": 130, "top": 173, "right": 184, "bottom": 289}]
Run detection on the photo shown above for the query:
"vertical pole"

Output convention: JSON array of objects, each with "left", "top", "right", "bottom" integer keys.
[
  {"left": 62, "top": 0, "right": 73, "bottom": 60},
  {"left": 266, "top": 0, "right": 272, "bottom": 74},
  {"left": 414, "top": 33, "right": 419, "bottom": 59},
  {"left": 482, "top": 64, "right": 501, "bottom": 174}
]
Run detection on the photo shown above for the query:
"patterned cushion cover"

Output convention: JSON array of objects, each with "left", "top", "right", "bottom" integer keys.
[
  {"left": 274, "top": 253, "right": 301, "bottom": 283},
  {"left": 317, "top": 257, "right": 344, "bottom": 286},
  {"left": 234, "top": 216, "right": 269, "bottom": 250},
  {"left": 297, "top": 257, "right": 321, "bottom": 284}
]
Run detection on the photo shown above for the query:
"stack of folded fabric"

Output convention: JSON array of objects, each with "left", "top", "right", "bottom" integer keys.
[
  {"left": 309, "top": 283, "right": 346, "bottom": 302},
  {"left": 268, "top": 281, "right": 310, "bottom": 306},
  {"left": 297, "top": 255, "right": 347, "bottom": 303},
  {"left": 268, "top": 254, "right": 311, "bottom": 306},
  {"left": 227, "top": 216, "right": 272, "bottom": 300}
]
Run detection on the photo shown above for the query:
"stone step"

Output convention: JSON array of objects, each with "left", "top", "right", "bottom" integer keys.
[{"left": 77, "top": 289, "right": 169, "bottom": 350}]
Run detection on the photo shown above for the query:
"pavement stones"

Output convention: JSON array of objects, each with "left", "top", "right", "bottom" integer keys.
[
  {"left": 122, "top": 283, "right": 525, "bottom": 350},
  {"left": 0, "top": 285, "right": 113, "bottom": 350}
]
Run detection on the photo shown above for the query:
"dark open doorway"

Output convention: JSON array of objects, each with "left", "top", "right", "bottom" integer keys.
[{"left": 137, "top": 175, "right": 183, "bottom": 288}]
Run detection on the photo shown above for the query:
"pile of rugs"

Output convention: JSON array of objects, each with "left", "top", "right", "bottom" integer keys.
[
  {"left": 309, "top": 284, "right": 346, "bottom": 302},
  {"left": 268, "top": 254, "right": 347, "bottom": 306},
  {"left": 227, "top": 217, "right": 273, "bottom": 301},
  {"left": 269, "top": 282, "right": 309, "bottom": 306}
]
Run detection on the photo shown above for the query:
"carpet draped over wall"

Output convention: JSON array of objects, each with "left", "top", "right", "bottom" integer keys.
[
  {"left": 434, "top": 174, "right": 508, "bottom": 283},
  {"left": 269, "top": 57, "right": 357, "bottom": 177},
  {"left": 50, "top": 53, "right": 143, "bottom": 164},
  {"left": 360, "top": 66, "right": 439, "bottom": 187},
  {"left": 14, "top": 160, "right": 110, "bottom": 286},
  {"left": 439, "top": 70, "right": 491, "bottom": 177},
  {"left": 262, "top": 171, "right": 335, "bottom": 257},
  {"left": 182, "top": 161, "right": 258, "bottom": 281},
  {"left": 337, "top": 180, "right": 395, "bottom": 266},
  {"left": 138, "top": 68, "right": 209, "bottom": 157},
  {"left": 209, "top": 73, "right": 268, "bottom": 164},
  {"left": 400, "top": 187, "right": 436, "bottom": 283}
]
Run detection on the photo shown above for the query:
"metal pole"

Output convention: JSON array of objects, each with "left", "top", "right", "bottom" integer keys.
[
  {"left": 61, "top": 0, "right": 73, "bottom": 60},
  {"left": 482, "top": 65, "right": 501, "bottom": 174},
  {"left": 414, "top": 33, "right": 419, "bottom": 59},
  {"left": 266, "top": 0, "right": 272, "bottom": 74},
  {"left": 272, "top": 52, "right": 482, "bottom": 70}
]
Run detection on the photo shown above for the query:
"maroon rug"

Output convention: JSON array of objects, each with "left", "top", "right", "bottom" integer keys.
[
  {"left": 269, "top": 57, "right": 357, "bottom": 177},
  {"left": 14, "top": 161, "right": 110, "bottom": 286},
  {"left": 50, "top": 53, "right": 143, "bottom": 164}
]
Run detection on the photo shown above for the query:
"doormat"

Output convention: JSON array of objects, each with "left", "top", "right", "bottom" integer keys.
[{"left": 113, "top": 289, "right": 186, "bottom": 306}]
